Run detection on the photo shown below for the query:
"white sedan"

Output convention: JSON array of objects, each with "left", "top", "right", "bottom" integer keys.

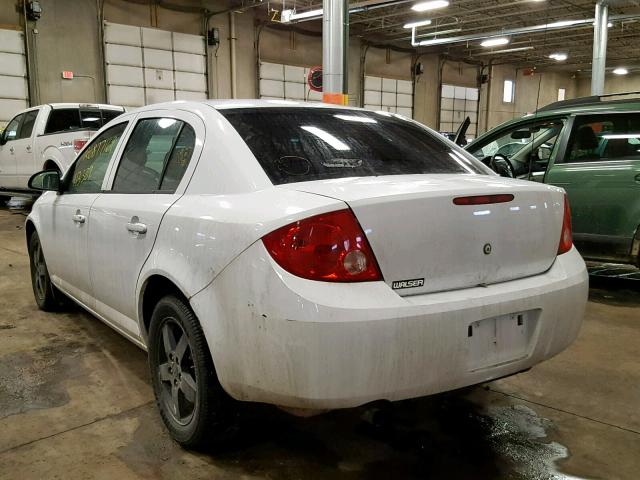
[{"left": 26, "top": 100, "right": 588, "bottom": 448}]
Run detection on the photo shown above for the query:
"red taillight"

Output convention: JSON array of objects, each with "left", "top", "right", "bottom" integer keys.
[
  {"left": 73, "top": 139, "right": 87, "bottom": 153},
  {"left": 453, "top": 194, "right": 514, "bottom": 205},
  {"left": 557, "top": 194, "right": 573, "bottom": 255},
  {"left": 262, "top": 209, "right": 382, "bottom": 282}
]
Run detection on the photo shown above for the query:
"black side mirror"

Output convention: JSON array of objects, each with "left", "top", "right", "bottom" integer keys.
[
  {"left": 0, "top": 135, "right": 6, "bottom": 146},
  {"left": 28, "top": 170, "right": 61, "bottom": 192}
]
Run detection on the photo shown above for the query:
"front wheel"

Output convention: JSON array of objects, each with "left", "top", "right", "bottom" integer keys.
[{"left": 148, "top": 295, "right": 240, "bottom": 449}]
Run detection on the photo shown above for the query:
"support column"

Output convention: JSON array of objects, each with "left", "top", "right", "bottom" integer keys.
[
  {"left": 322, "top": 0, "right": 349, "bottom": 105},
  {"left": 591, "top": 1, "right": 608, "bottom": 96}
]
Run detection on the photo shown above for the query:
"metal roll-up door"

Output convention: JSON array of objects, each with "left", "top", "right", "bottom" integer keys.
[
  {"left": 363, "top": 75, "right": 413, "bottom": 118},
  {"left": 0, "top": 28, "right": 29, "bottom": 126},
  {"left": 104, "top": 22, "right": 207, "bottom": 107}
]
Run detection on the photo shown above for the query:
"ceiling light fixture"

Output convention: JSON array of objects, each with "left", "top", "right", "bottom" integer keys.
[
  {"left": 474, "top": 46, "right": 534, "bottom": 56},
  {"left": 613, "top": 67, "right": 629, "bottom": 75},
  {"left": 481, "top": 37, "right": 509, "bottom": 47},
  {"left": 549, "top": 53, "right": 568, "bottom": 61},
  {"left": 403, "top": 19, "right": 432, "bottom": 29},
  {"left": 281, "top": 8, "right": 323, "bottom": 22},
  {"left": 411, "top": 0, "right": 449, "bottom": 13}
]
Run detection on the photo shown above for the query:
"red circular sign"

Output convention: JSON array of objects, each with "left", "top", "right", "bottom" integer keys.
[{"left": 307, "top": 66, "right": 323, "bottom": 92}]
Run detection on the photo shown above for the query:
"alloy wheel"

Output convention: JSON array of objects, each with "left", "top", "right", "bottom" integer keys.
[{"left": 157, "top": 318, "right": 198, "bottom": 425}]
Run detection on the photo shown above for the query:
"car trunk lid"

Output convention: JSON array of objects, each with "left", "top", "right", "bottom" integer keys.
[{"left": 280, "top": 174, "right": 565, "bottom": 295}]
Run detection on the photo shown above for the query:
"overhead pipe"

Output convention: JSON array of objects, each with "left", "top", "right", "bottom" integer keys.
[{"left": 591, "top": 1, "right": 609, "bottom": 96}]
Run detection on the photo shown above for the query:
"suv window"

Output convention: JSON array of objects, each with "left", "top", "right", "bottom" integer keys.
[
  {"left": 68, "top": 123, "right": 127, "bottom": 194},
  {"left": 3, "top": 114, "right": 23, "bottom": 142},
  {"left": 45, "top": 109, "right": 81, "bottom": 134},
  {"left": 18, "top": 111, "right": 39, "bottom": 139},
  {"left": 564, "top": 113, "right": 640, "bottom": 163},
  {"left": 469, "top": 118, "right": 565, "bottom": 176},
  {"left": 111, "top": 118, "right": 193, "bottom": 193},
  {"left": 220, "top": 107, "right": 486, "bottom": 185}
]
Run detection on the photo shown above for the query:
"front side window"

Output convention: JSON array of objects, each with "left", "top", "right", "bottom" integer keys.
[
  {"left": 68, "top": 123, "right": 127, "bottom": 194},
  {"left": 112, "top": 118, "right": 194, "bottom": 193},
  {"left": 3, "top": 114, "right": 23, "bottom": 143},
  {"left": 564, "top": 113, "right": 640, "bottom": 163},
  {"left": 469, "top": 118, "right": 565, "bottom": 176},
  {"left": 18, "top": 111, "right": 39, "bottom": 139},
  {"left": 220, "top": 108, "right": 486, "bottom": 185}
]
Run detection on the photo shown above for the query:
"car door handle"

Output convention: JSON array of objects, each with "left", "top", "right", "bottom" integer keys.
[
  {"left": 9, "top": 147, "right": 14, "bottom": 154},
  {"left": 72, "top": 214, "right": 86, "bottom": 224},
  {"left": 26, "top": 145, "right": 32, "bottom": 152},
  {"left": 126, "top": 222, "right": 147, "bottom": 234}
]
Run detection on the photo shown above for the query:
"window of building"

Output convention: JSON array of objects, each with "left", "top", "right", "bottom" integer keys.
[{"left": 503, "top": 80, "right": 515, "bottom": 103}]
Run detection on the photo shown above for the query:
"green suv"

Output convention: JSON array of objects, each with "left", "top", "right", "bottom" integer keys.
[{"left": 466, "top": 96, "right": 640, "bottom": 267}]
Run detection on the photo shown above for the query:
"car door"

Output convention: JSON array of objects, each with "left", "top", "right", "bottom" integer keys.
[
  {"left": 545, "top": 112, "right": 640, "bottom": 262},
  {"left": 88, "top": 111, "right": 203, "bottom": 336},
  {"left": 39, "top": 121, "right": 130, "bottom": 307},
  {"left": 14, "top": 109, "right": 39, "bottom": 188},
  {"left": 466, "top": 116, "right": 566, "bottom": 181},
  {"left": 0, "top": 113, "right": 23, "bottom": 188}
]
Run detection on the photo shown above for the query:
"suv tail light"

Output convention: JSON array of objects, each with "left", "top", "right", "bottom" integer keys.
[
  {"left": 73, "top": 139, "right": 87, "bottom": 153},
  {"left": 557, "top": 194, "right": 573, "bottom": 255},
  {"left": 262, "top": 209, "right": 382, "bottom": 282}
]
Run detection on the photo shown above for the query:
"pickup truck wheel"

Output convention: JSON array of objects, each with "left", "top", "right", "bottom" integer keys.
[
  {"left": 28, "top": 232, "right": 68, "bottom": 311},
  {"left": 148, "top": 295, "right": 240, "bottom": 449}
]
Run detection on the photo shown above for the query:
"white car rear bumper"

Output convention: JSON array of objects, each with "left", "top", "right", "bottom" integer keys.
[{"left": 190, "top": 243, "right": 588, "bottom": 410}]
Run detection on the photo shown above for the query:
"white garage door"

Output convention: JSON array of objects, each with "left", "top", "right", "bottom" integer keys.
[
  {"left": 363, "top": 76, "right": 413, "bottom": 118},
  {"left": 0, "top": 28, "right": 29, "bottom": 126},
  {"left": 104, "top": 22, "right": 207, "bottom": 108},
  {"left": 259, "top": 62, "right": 323, "bottom": 102},
  {"left": 440, "top": 84, "right": 479, "bottom": 139}
]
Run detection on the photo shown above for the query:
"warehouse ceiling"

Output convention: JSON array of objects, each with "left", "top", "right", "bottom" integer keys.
[{"left": 267, "top": 0, "right": 640, "bottom": 70}]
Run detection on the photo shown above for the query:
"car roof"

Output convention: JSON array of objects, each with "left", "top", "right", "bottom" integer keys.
[
  {"left": 128, "top": 99, "right": 370, "bottom": 113},
  {"left": 48, "top": 103, "right": 125, "bottom": 110}
]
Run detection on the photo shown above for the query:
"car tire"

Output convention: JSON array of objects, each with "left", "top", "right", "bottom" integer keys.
[
  {"left": 28, "top": 231, "right": 68, "bottom": 311},
  {"left": 148, "top": 295, "right": 240, "bottom": 449}
]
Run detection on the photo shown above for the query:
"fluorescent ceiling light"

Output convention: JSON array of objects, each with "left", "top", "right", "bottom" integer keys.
[
  {"left": 613, "top": 67, "right": 629, "bottom": 75},
  {"left": 474, "top": 46, "right": 534, "bottom": 56},
  {"left": 301, "top": 126, "right": 350, "bottom": 151},
  {"left": 403, "top": 19, "right": 432, "bottom": 29},
  {"left": 602, "top": 133, "right": 639, "bottom": 139},
  {"left": 411, "top": 0, "right": 449, "bottom": 13},
  {"left": 481, "top": 37, "right": 509, "bottom": 47},
  {"left": 281, "top": 8, "right": 323, "bottom": 22},
  {"left": 334, "top": 114, "right": 378, "bottom": 123},
  {"left": 549, "top": 53, "right": 568, "bottom": 61}
]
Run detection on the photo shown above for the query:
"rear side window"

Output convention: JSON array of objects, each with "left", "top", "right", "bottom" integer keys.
[
  {"left": 111, "top": 118, "right": 195, "bottom": 193},
  {"left": 220, "top": 108, "right": 486, "bottom": 185},
  {"left": 564, "top": 113, "right": 640, "bottom": 163},
  {"left": 45, "top": 109, "right": 81, "bottom": 134}
]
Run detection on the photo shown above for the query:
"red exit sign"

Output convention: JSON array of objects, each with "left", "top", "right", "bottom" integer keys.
[{"left": 61, "top": 71, "right": 74, "bottom": 79}]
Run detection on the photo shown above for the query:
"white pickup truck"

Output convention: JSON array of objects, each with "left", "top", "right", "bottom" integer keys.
[{"left": 0, "top": 103, "right": 124, "bottom": 198}]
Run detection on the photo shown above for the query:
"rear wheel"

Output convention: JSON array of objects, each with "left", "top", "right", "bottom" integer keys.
[
  {"left": 28, "top": 232, "right": 67, "bottom": 311},
  {"left": 148, "top": 295, "right": 240, "bottom": 449}
]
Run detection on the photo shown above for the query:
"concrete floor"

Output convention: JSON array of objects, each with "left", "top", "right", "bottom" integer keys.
[{"left": 0, "top": 205, "right": 639, "bottom": 480}]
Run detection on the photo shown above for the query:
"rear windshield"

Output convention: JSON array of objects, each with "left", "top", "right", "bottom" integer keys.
[
  {"left": 45, "top": 108, "right": 124, "bottom": 134},
  {"left": 220, "top": 107, "right": 486, "bottom": 184}
]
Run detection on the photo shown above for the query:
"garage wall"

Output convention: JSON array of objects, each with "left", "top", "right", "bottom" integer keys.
[
  {"left": 479, "top": 64, "right": 577, "bottom": 133},
  {"left": 576, "top": 73, "right": 640, "bottom": 97}
]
